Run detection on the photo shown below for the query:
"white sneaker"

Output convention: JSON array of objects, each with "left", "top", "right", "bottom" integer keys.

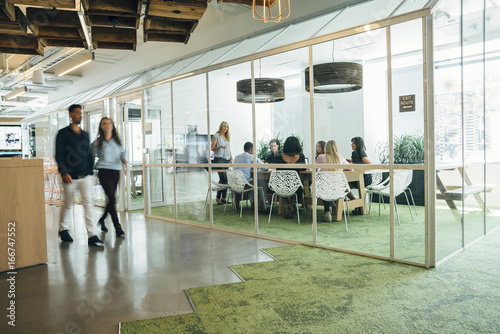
[{"left": 324, "top": 211, "right": 332, "bottom": 222}]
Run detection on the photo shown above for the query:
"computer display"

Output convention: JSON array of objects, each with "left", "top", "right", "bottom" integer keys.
[{"left": 0, "top": 125, "right": 22, "bottom": 157}]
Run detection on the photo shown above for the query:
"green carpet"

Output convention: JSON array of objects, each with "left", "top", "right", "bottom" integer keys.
[
  {"left": 120, "top": 229, "right": 500, "bottom": 333},
  {"left": 134, "top": 201, "right": 500, "bottom": 264}
]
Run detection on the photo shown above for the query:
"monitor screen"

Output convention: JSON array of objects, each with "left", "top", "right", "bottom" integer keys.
[{"left": 0, "top": 125, "right": 22, "bottom": 157}]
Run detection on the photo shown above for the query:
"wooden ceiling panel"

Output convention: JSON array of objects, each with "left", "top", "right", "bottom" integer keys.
[
  {"left": 0, "top": 6, "right": 27, "bottom": 35},
  {"left": 26, "top": 8, "right": 80, "bottom": 28},
  {"left": 88, "top": 14, "right": 138, "bottom": 29},
  {"left": 11, "top": 0, "right": 76, "bottom": 8},
  {"left": 92, "top": 26, "right": 136, "bottom": 43},
  {"left": 145, "top": 17, "right": 198, "bottom": 34},
  {"left": 38, "top": 26, "right": 82, "bottom": 39},
  {"left": 40, "top": 38, "right": 84, "bottom": 48},
  {"left": 0, "top": 34, "right": 43, "bottom": 55},
  {"left": 144, "top": 32, "right": 190, "bottom": 44},
  {"left": 221, "top": 0, "right": 279, "bottom": 6},
  {"left": 86, "top": 0, "right": 141, "bottom": 16},
  {"left": 93, "top": 41, "right": 135, "bottom": 50},
  {"left": 0, "top": 0, "right": 15, "bottom": 21},
  {"left": 147, "top": 0, "right": 207, "bottom": 21}
]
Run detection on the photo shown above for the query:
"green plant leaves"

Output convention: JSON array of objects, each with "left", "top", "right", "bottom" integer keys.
[{"left": 377, "top": 133, "right": 424, "bottom": 164}]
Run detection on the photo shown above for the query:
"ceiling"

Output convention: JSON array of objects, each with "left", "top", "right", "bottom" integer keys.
[{"left": 0, "top": 0, "right": 262, "bottom": 115}]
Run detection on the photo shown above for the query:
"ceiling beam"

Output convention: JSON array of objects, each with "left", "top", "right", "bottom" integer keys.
[
  {"left": 84, "top": 0, "right": 141, "bottom": 16},
  {"left": 0, "top": 0, "right": 15, "bottom": 21},
  {"left": 26, "top": 8, "right": 80, "bottom": 28},
  {"left": 0, "top": 35, "right": 43, "bottom": 55},
  {"left": 147, "top": 0, "right": 207, "bottom": 21},
  {"left": 0, "top": 6, "right": 28, "bottom": 35},
  {"left": 10, "top": 0, "right": 76, "bottom": 8}
]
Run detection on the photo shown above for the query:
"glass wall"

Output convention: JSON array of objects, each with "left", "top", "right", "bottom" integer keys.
[{"left": 434, "top": 0, "right": 500, "bottom": 262}]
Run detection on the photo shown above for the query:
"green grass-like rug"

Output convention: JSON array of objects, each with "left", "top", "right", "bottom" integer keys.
[{"left": 121, "top": 230, "right": 500, "bottom": 333}]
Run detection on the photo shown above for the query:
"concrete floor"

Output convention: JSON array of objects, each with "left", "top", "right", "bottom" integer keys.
[{"left": 0, "top": 205, "right": 286, "bottom": 334}]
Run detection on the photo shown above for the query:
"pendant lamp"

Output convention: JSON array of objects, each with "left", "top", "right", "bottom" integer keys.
[
  {"left": 305, "top": 39, "right": 363, "bottom": 94},
  {"left": 305, "top": 62, "right": 363, "bottom": 93},
  {"left": 252, "top": 0, "right": 290, "bottom": 23},
  {"left": 236, "top": 78, "right": 285, "bottom": 103}
]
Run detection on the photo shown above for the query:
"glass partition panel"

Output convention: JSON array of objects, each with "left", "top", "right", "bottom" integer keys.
[
  {"left": 175, "top": 167, "right": 210, "bottom": 225},
  {"left": 254, "top": 47, "right": 313, "bottom": 242},
  {"left": 144, "top": 83, "right": 172, "bottom": 165},
  {"left": 173, "top": 74, "right": 208, "bottom": 165},
  {"left": 208, "top": 62, "right": 253, "bottom": 231},
  {"left": 312, "top": 27, "right": 389, "bottom": 256},
  {"left": 146, "top": 167, "right": 174, "bottom": 221},
  {"left": 485, "top": 0, "right": 500, "bottom": 233},
  {"left": 390, "top": 19, "right": 425, "bottom": 264},
  {"left": 393, "top": 168, "right": 426, "bottom": 264},
  {"left": 463, "top": 0, "right": 485, "bottom": 244},
  {"left": 315, "top": 168, "right": 390, "bottom": 258},
  {"left": 258, "top": 169, "right": 312, "bottom": 243},
  {"left": 49, "top": 114, "right": 57, "bottom": 157},
  {"left": 34, "top": 117, "right": 50, "bottom": 158},
  {"left": 313, "top": 28, "right": 388, "bottom": 166},
  {"left": 433, "top": 0, "right": 464, "bottom": 261}
]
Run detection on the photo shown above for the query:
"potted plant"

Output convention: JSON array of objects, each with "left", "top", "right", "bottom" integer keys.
[
  {"left": 376, "top": 133, "right": 425, "bottom": 205},
  {"left": 256, "top": 132, "right": 285, "bottom": 161}
]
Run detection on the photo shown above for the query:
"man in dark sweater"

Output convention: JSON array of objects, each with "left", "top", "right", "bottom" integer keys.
[{"left": 55, "top": 104, "right": 103, "bottom": 247}]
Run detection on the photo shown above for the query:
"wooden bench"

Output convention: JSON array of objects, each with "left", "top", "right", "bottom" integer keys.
[{"left": 436, "top": 184, "right": 494, "bottom": 201}]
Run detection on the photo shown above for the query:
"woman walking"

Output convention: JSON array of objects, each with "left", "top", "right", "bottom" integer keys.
[{"left": 92, "top": 117, "right": 127, "bottom": 237}]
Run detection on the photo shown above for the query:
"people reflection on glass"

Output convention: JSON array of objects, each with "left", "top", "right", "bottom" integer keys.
[
  {"left": 316, "top": 140, "right": 350, "bottom": 222},
  {"left": 348, "top": 136, "right": 372, "bottom": 215},
  {"left": 211, "top": 121, "right": 233, "bottom": 205},
  {"left": 275, "top": 136, "right": 306, "bottom": 219},
  {"left": 91, "top": 117, "right": 127, "bottom": 238},
  {"left": 315, "top": 140, "right": 326, "bottom": 162},
  {"left": 265, "top": 138, "right": 281, "bottom": 164}
]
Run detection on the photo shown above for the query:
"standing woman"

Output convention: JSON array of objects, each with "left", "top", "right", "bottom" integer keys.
[
  {"left": 349, "top": 136, "right": 372, "bottom": 214},
  {"left": 92, "top": 117, "right": 127, "bottom": 237},
  {"left": 211, "top": 121, "right": 232, "bottom": 205}
]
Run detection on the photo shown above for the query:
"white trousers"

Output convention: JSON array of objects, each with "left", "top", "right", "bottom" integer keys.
[{"left": 59, "top": 175, "right": 96, "bottom": 237}]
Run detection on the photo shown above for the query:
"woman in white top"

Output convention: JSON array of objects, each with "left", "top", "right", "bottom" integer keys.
[
  {"left": 91, "top": 117, "right": 127, "bottom": 237},
  {"left": 211, "top": 121, "right": 233, "bottom": 205},
  {"left": 316, "top": 140, "right": 350, "bottom": 222}
]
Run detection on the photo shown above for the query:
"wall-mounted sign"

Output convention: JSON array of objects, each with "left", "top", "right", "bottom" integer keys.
[{"left": 399, "top": 94, "right": 415, "bottom": 112}]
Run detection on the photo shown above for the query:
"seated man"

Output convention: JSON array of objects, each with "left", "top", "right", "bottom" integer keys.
[{"left": 233, "top": 142, "right": 268, "bottom": 211}]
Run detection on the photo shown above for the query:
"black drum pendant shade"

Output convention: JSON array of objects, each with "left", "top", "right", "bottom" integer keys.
[
  {"left": 305, "top": 62, "right": 363, "bottom": 93},
  {"left": 236, "top": 78, "right": 285, "bottom": 103}
]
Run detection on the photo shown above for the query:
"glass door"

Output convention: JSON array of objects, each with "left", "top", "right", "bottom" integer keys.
[
  {"left": 86, "top": 108, "right": 105, "bottom": 207},
  {"left": 118, "top": 97, "right": 144, "bottom": 211}
]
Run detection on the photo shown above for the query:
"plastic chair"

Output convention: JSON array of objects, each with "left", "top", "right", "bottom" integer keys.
[
  {"left": 226, "top": 170, "right": 265, "bottom": 218},
  {"left": 315, "top": 171, "right": 351, "bottom": 231},
  {"left": 267, "top": 170, "right": 304, "bottom": 224},
  {"left": 366, "top": 170, "right": 414, "bottom": 226},
  {"left": 204, "top": 170, "right": 231, "bottom": 215},
  {"left": 365, "top": 172, "right": 388, "bottom": 213}
]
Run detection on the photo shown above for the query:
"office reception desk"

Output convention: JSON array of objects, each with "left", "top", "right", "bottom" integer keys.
[{"left": 0, "top": 158, "right": 47, "bottom": 272}]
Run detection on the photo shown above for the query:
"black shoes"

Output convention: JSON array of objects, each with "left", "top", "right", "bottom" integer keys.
[
  {"left": 98, "top": 217, "right": 108, "bottom": 232},
  {"left": 115, "top": 225, "right": 125, "bottom": 238},
  {"left": 88, "top": 235, "right": 104, "bottom": 247},
  {"left": 59, "top": 230, "right": 73, "bottom": 242}
]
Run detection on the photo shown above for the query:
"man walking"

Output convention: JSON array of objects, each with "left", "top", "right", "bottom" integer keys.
[{"left": 55, "top": 104, "right": 103, "bottom": 247}]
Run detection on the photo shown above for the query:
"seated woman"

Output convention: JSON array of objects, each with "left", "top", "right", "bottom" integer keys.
[
  {"left": 265, "top": 138, "right": 281, "bottom": 164},
  {"left": 349, "top": 136, "right": 372, "bottom": 215},
  {"left": 315, "top": 140, "right": 326, "bottom": 162},
  {"left": 274, "top": 136, "right": 306, "bottom": 219},
  {"left": 316, "top": 140, "right": 350, "bottom": 222}
]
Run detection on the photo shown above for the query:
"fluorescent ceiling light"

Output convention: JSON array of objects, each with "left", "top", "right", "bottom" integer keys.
[
  {"left": 55, "top": 52, "right": 95, "bottom": 77},
  {"left": 5, "top": 86, "right": 27, "bottom": 100},
  {"left": 77, "top": 10, "right": 92, "bottom": 50}
]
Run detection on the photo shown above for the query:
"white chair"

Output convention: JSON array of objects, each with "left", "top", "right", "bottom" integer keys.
[
  {"left": 366, "top": 170, "right": 414, "bottom": 226},
  {"left": 204, "top": 170, "right": 231, "bottom": 215},
  {"left": 226, "top": 170, "right": 265, "bottom": 218},
  {"left": 315, "top": 172, "right": 351, "bottom": 231},
  {"left": 365, "top": 172, "right": 388, "bottom": 213},
  {"left": 403, "top": 171, "right": 417, "bottom": 216},
  {"left": 268, "top": 170, "right": 304, "bottom": 224}
]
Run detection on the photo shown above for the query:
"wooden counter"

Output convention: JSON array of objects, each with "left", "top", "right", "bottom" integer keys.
[{"left": 0, "top": 158, "right": 47, "bottom": 272}]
